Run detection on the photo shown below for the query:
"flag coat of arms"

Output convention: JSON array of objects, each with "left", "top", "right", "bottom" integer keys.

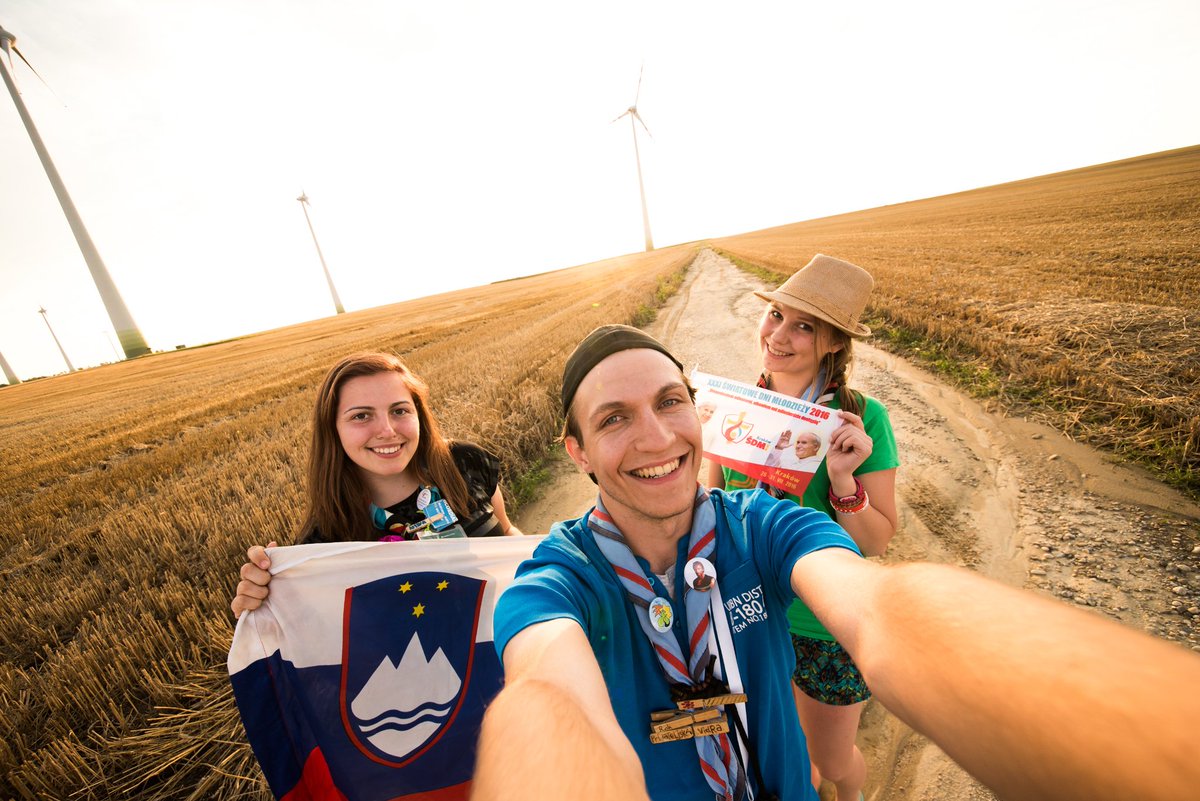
[{"left": 228, "top": 537, "right": 541, "bottom": 801}]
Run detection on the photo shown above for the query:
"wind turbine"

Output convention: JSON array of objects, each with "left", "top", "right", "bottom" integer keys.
[
  {"left": 296, "top": 192, "right": 345, "bottom": 315},
  {"left": 0, "top": 24, "right": 151, "bottom": 359},
  {"left": 0, "top": 351, "right": 19, "bottom": 385},
  {"left": 38, "top": 306, "right": 75, "bottom": 373},
  {"left": 612, "top": 66, "right": 655, "bottom": 252}
]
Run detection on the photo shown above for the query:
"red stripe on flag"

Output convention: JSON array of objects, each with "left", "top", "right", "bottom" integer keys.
[
  {"left": 281, "top": 747, "right": 349, "bottom": 801},
  {"left": 394, "top": 780, "right": 472, "bottom": 800}
]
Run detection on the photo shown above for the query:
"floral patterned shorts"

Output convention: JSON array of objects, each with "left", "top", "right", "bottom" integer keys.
[{"left": 790, "top": 633, "right": 871, "bottom": 705}]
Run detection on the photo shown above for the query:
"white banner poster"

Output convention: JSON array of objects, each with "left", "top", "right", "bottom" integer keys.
[{"left": 692, "top": 370, "right": 840, "bottom": 497}]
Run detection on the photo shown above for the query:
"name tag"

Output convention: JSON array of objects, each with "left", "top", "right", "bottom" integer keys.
[
  {"left": 675, "top": 693, "right": 747, "bottom": 710},
  {"left": 416, "top": 523, "right": 467, "bottom": 540},
  {"left": 648, "top": 711, "right": 729, "bottom": 744},
  {"left": 405, "top": 499, "right": 459, "bottom": 535},
  {"left": 692, "top": 716, "right": 730, "bottom": 737}
]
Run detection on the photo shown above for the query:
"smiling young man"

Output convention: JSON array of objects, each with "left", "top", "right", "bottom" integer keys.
[
  {"left": 474, "top": 325, "right": 1200, "bottom": 801},
  {"left": 484, "top": 325, "right": 862, "bottom": 801}
]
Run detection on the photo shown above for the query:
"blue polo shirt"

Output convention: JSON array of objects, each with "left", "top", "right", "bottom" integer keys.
[{"left": 493, "top": 488, "right": 860, "bottom": 801}]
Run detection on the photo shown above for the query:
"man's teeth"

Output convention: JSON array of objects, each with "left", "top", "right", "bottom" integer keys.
[
  {"left": 372, "top": 445, "right": 401, "bottom": 454},
  {"left": 631, "top": 459, "right": 680, "bottom": 478}
]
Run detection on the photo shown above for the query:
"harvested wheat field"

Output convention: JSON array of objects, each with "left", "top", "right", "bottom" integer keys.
[
  {"left": 712, "top": 145, "right": 1200, "bottom": 496},
  {"left": 2, "top": 145, "right": 1198, "bottom": 801},
  {"left": 0, "top": 248, "right": 694, "bottom": 799}
]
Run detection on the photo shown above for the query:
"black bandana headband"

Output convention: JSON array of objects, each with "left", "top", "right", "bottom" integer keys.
[{"left": 561, "top": 325, "right": 684, "bottom": 415}]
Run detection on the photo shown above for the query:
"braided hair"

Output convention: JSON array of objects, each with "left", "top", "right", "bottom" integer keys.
[{"left": 816, "top": 323, "right": 864, "bottom": 416}]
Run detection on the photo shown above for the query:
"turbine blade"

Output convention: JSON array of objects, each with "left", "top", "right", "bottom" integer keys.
[
  {"left": 12, "top": 45, "right": 64, "bottom": 104},
  {"left": 634, "top": 111, "right": 653, "bottom": 140},
  {"left": 611, "top": 109, "right": 631, "bottom": 124},
  {"left": 12, "top": 46, "right": 40, "bottom": 77},
  {"left": 634, "top": 63, "right": 644, "bottom": 106}
]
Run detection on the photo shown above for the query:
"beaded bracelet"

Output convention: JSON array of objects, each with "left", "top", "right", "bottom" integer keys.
[{"left": 829, "top": 477, "right": 870, "bottom": 515}]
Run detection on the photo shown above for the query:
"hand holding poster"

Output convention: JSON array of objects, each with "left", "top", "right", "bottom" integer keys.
[
  {"left": 693, "top": 370, "right": 840, "bottom": 497},
  {"left": 227, "top": 536, "right": 540, "bottom": 801}
]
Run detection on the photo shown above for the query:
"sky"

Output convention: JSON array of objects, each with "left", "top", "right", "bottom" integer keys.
[{"left": 1, "top": 0, "right": 1197, "bottom": 381}]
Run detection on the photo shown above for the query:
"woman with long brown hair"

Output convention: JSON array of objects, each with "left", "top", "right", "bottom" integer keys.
[
  {"left": 707, "top": 254, "right": 899, "bottom": 801},
  {"left": 232, "top": 352, "right": 521, "bottom": 616}
]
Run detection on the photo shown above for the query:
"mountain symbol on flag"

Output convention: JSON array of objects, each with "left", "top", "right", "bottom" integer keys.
[{"left": 349, "top": 632, "right": 461, "bottom": 759}]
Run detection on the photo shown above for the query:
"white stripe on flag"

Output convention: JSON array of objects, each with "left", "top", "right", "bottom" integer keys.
[{"left": 228, "top": 537, "right": 543, "bottom": 673}]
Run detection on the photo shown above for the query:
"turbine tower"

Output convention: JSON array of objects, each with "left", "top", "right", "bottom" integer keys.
[
  {"left": 38, "top": 306, "right": 75, "bottom": 373},
  {"left": 0, "top": 350, "right": 19, "bottom": 385},
  {"left": 297, "top": 192, "right": 345, "bottom": 315},
  {"left": 0, "top": 24, "right": 150, "bottom": 359},
  {"left": 612, "top": 66, "right": 654, "bottom": 252}
]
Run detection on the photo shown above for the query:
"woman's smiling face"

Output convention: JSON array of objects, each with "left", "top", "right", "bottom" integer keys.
[
  {"left": 757, "top": 302, "right": 841, "bottom": 382},
  {"left": 335, "top": 372, "right": 421, "bottom": 483}
]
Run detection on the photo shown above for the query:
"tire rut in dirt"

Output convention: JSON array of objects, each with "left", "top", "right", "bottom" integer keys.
[{"left": 900, "top": 477, "right": 982, "bottom": 568}]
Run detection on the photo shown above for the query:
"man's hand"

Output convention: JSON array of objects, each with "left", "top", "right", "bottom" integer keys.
[
  {"left": 472, "top": 619, "right": 647, "bottom": 801},
  {"left": 792, "top": 552, "right": 1200, "bottom": 801}
]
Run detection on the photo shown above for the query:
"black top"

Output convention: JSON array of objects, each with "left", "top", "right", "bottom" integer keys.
[{"left": 301, "top": 441, "right": 504, "bottom": 543}]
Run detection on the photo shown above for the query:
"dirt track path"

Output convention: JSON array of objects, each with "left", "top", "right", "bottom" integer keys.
[{"left": 514, "top": 249, "right": 1200, "bottom": 801}]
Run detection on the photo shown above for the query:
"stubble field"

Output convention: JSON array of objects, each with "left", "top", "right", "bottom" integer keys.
[
  {"left": 713, "top": 145, "right": 1200, "bottom": 495},
  {"left": 0, "top": 247, "right": 693, "bottom": 799},
  {"left": 3, "top": 144, "right": 1198, "bottom": 800}
]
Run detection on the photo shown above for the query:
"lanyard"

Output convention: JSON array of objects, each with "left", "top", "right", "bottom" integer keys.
[{"left": 370, "top": 485, "right": 443, "bottom": 533}]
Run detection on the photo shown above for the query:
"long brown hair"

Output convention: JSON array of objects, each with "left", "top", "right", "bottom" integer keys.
[{"left": 299, "top": 352, "right": 476, "bottom": 541}]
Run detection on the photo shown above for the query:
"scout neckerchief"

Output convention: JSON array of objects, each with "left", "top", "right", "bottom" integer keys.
[
  {"left": 759, "top": 371, "right": 834, "bottom": 500},
  {"left": 590, "top": 486, "right": 746, "bottom": 801}
]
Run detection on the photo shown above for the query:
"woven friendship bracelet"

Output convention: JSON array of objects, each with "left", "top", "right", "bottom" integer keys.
[{"left": 829, "top": 477, "right": 869, "bottom": 515}]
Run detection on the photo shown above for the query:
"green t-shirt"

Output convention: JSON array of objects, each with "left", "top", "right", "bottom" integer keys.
[{"left": 721, "top": 393, "right": 899, "bottom": 640}]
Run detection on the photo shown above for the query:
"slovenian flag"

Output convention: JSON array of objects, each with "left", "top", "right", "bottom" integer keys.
[{"left": 227, "top": 536, "right": 541, "bottom": 801}]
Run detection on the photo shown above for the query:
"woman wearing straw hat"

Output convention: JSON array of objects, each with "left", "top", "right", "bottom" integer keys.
[{"left": 707, "top": 254, "right": 899, "bottom": 801}]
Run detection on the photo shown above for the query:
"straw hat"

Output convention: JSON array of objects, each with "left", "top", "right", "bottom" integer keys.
[{"left": 753, "top": 254, "right": 874, "bottom": 338}]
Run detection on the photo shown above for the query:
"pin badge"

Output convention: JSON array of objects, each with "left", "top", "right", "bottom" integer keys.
[
  {"left": 648, "top": 597, "right": 673, "bottom": 633},
  {"left": 686, "top": 557, "right": 716, "bottom": 592},
  {"left": 417, "top": 487, "right": 433, "bottom": 510}
]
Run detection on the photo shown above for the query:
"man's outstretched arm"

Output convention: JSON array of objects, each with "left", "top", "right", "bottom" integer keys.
[
  {"left": 792, "top": 551, "right": 1200, "bottom": 801},
  {"left": 471, "top": 618, "right": 649, "bottom": 801}
]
